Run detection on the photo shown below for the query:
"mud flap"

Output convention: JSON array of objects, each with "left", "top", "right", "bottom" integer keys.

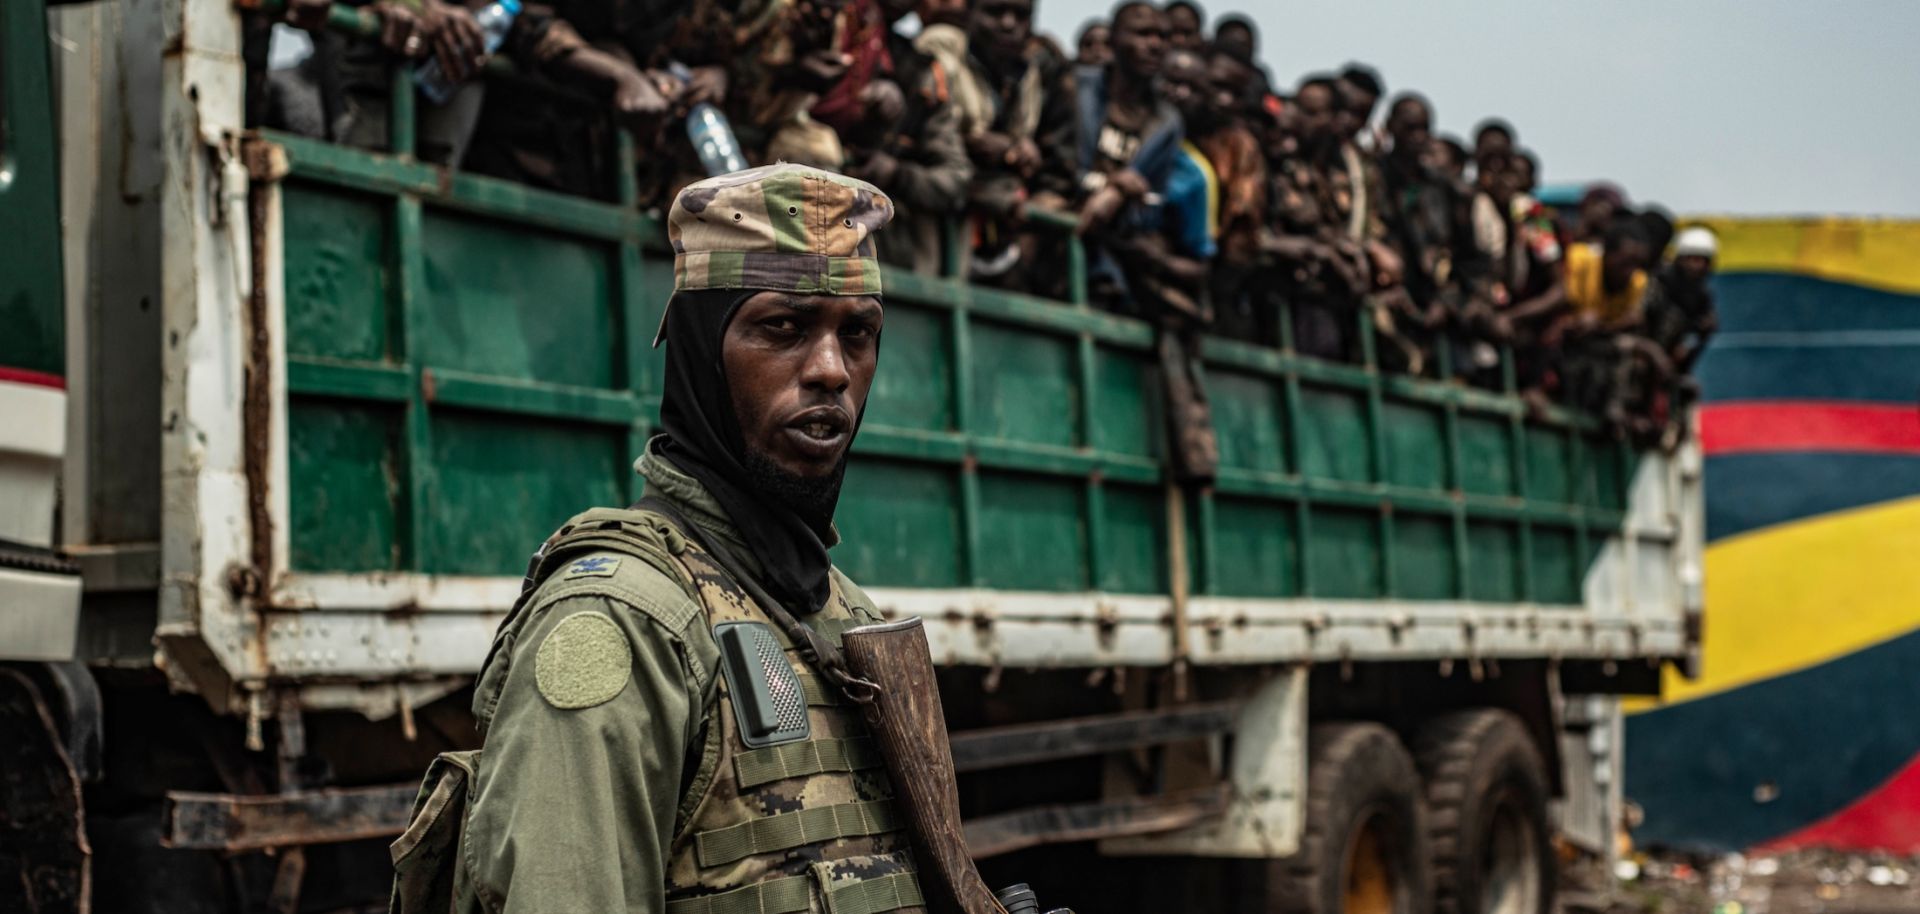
[{"left": 0, "top": 667, "right": 90, "bottom": 914}]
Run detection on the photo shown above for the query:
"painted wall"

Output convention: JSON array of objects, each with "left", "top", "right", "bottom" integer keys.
[{"left": 1625, "top": 219, "right": 1920, "bottom": 853}]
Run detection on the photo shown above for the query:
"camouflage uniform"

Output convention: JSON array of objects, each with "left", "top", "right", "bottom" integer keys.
[
  {"left": 391, "top": 165, "right": 921, "bottom": 914},
  {"left": 447, "top": 449, "right": 924, "bottom": 914}
]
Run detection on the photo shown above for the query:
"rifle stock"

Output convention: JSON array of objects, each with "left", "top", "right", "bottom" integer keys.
[{"left": 841, "top": 618, "right": 1010, "bottom": 914}]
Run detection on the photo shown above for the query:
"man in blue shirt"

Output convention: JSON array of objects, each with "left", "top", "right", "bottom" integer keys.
[{"left": 1074, "top": 27, "right": 1219, "bottom": 482}]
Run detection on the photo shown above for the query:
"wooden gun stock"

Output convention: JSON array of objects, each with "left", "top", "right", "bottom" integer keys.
[{"left": 841, "top": 618, "right": 1009, "bottom": 914}]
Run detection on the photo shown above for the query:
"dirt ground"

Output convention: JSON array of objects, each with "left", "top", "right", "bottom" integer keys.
[{"left": 1564, "top": 850, "right": 1920, "bottom": 914}]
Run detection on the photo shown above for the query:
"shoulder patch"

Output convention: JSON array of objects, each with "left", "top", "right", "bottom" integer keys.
[
  {"left": 534, "top": 612, "right": 632, "bottom": 709},
  {"left": 565, "top": 555, "right": 622, "bottom": 578}
]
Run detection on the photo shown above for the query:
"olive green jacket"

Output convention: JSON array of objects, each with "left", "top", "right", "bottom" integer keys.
[{"left": 457, "top": 442, "right": 860, "bottom": 913}]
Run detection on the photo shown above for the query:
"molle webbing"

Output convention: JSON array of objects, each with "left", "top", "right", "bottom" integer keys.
[
  {"left": 733, "top": 737, "right": 880, "bottom": 788},
  {"left": 797, "top": 671, "right": 836, "bottom": 707},
  {"left": 694, "top": 798, "right": 901, "bottom": 867},
  {"left": 665, "top": 872, "right": 924, "bottom": 914},
  {"left": 821, "top": 872, "right": 924, "bottom": 914}
]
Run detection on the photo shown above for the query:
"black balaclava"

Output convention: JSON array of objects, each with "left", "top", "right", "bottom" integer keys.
[{"left": 656, "top": 288, "right": 874, "bottom": 617}]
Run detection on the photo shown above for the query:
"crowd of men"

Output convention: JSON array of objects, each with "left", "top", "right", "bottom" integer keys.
[{"left": 260, "top": 0, "right": 1719, "bottom": 480}]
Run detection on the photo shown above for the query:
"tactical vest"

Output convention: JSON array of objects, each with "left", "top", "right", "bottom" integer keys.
[{"left": 389, "top": 506, "right": 927, "bottom": 914}]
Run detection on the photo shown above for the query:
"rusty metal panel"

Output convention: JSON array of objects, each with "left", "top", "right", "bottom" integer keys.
[
  {"left": 162, "top": 785, "right": 417, "bottom": 851},
  {"left": 964, "top": 788, "right": 1231, "bottom": 860},
  {"left": 1103, "top": 667, "right": 1308, "bottom": 858}
]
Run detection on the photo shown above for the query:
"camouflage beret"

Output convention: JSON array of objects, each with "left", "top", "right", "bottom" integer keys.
[{"left": 667, "top": 163, "right": 894, "bottom": 297}]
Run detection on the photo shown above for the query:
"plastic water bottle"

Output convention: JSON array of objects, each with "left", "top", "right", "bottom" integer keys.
[
  {"left": 671, "top": 63, "right": 748, "bottom": 176},
  {"left": 415, "top": 0, "right": 521, "bottom": 105}
]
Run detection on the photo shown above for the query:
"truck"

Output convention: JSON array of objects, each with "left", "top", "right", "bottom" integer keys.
[{"left": 3, "top": 0, "right": 1702, "bottom": 911}]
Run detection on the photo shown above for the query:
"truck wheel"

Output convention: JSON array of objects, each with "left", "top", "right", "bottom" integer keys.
[
  {"left": 1273, "top": 722, "right": 1432, "bottom": 914},
  {"left": 1412, "top": 710, "right": 1554, "bottom": 914},
  {"left": 0, "top": 668, "right": 90, "bottom": 914}
]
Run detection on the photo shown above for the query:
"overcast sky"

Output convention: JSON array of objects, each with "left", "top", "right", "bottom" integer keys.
[{"left": 1034, "top": 0, "right": 1919, "bottom": 217}]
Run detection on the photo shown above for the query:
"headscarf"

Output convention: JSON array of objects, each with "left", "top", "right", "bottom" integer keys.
[{"left": 656, "top": 288, "right": 871, "bottom": 617}]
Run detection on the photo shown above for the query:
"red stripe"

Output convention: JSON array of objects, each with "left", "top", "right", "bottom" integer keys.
[
  {"left": 1757, "top": 749, "right": 1920, "bottom": 854},
  {"left": 0, "top": 366, "right": 66, "bottom": 390},
  {"left": 1701, "top": 401, "right": 1920, "bottom": 456}
]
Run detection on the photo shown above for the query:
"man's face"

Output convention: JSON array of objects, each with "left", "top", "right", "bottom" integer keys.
[
  {"left": 1477, "top": 150, "right": 1511, "bottom": 199},
  {"left": 1602, "top": 240, "right": 1651, "bottom": 293},
  {"left": 1161, "top": 50, "right": 1210, "bottom": 127},
  {"left": 1509, "top": 158, "right": 1535, "bottom": 195},
  {"left": 1111, "top": 5, "right": 1169, "bottom": 79},
  {"left": 1077, "top": 24, "right": 1112, "bottom": 66},
  {"left": 1474, "top": 131, "right": 1512, "bottom": 165},
  {"left": 1386, "top": 98, "right": 1429, "bottom": 161},
  {"left": 1580, "top": 198, "right": 1619, "bottom": 237},
  {"left": 970, "top": 0, "right": 1033, "bottom": 63},
  {"left": 1207, "top": 54, "right": 1253, "bottom": 119},
  {"left": 1337, "top": 79, "right": 1377, "bottom": 138},
  {"left": 1294, "top": 84, "right": 1334, "bottom": 143},
  {"left": 723, "top": 292, "right": 883, "bottom": 482},
  {"left": 1167, "top": 5, "right": 1202, "bottom": 50},
  {"left": 1676, "top": 253, "right": 1713, "bottom": 285},
  {"left": 1214, "top": 23, "right": 1253, "bottom": 62},
  {"left": 1428, "top": 138, "right": 1464, "bottom": 179}
]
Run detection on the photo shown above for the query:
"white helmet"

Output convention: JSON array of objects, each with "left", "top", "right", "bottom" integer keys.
[{"left": 1673, "top": 226, "right": 1718, "bottom": 258}]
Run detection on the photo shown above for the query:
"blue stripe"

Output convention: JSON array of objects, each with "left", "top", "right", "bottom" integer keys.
[
  {"left": 1626, "top": 627, "right": 1920, "bottom": 853},
  {"left": 1712, "top": 272, "right": 1920, "bottom": 335},
  {"left": 1706, "top": 452, "right": 1920, "bottom": 542},
  {"left": 1699, "top": 272, "right": 1920, "bottom": 404}
]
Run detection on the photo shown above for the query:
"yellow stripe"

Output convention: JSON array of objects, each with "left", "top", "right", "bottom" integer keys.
[
  {"left": 1628, "top": 495, "right": 1920, "bottom": 712},
  {"left": 1686, "top": 217, "right": 1920, "bottom": 296},
  {"left": 1182, "top": 140, "right": 1221, "bottom": 240}
]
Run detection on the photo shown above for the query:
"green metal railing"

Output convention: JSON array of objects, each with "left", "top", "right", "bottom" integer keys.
[{"left": 262, "top": 5, "right": 1632, "bottom": 604}]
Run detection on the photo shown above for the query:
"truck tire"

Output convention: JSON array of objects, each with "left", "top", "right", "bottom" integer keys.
[
  {"left": 1412, "top": 709, "right": 1554, "bottom": 914},
  {"left": 0, "top": 668, "right": 89, "bottom": 914},
  {"left": 1273, "top": 722, "right": 1432, "bottom": 914}
]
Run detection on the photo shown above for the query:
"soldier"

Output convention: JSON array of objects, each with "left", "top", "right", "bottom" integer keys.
[{"left": 395, "top": 164, "right": 926, "bottom": 914}]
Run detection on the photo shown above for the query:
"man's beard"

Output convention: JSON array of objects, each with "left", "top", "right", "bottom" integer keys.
[{"left": 742, "top": 446, "right": 850, "bottom": 523}]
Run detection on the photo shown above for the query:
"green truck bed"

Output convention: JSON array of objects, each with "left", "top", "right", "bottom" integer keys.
[
  {"left": 232, "top": 126, "right": 1694, "bottom": 686},
  {"left": 119, "top": 35, "right": 1694, "bottom": 703}
]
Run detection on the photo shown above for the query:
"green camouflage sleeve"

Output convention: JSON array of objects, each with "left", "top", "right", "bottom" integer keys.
[{"left": 461, "top": 583, "right": 717, "bottom": 914}]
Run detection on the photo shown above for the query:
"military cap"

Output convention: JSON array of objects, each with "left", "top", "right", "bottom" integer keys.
[{"left": 667, "top": 163, "right": 894, "bottom": 298}]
